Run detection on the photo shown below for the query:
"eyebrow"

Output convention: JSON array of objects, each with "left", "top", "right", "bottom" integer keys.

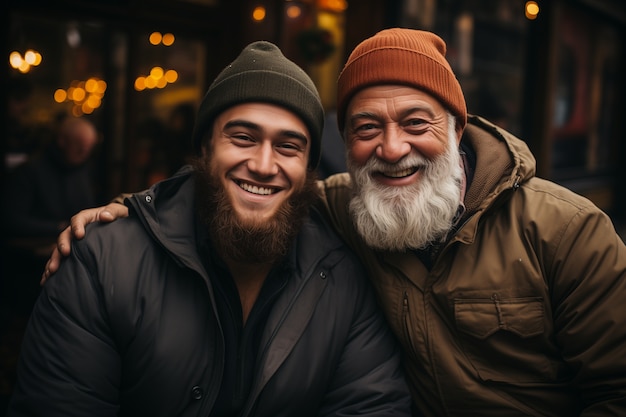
[
  {"left": 224, "top": 119, "right": 308, "bottom": 145},
  {"left": 349, "top": 105, "right": 437, "bottom": 125},
  {"left": 349, "top": 111, "right": 378, "bottom": 123}
]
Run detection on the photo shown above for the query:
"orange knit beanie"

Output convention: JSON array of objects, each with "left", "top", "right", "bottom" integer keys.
[{"left": 337, "top": 28, "right": 467, "bottom": 132}]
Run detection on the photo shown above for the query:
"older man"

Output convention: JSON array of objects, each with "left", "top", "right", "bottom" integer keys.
[
  {"left": 44, "top": 29, "right": 626, "bottom": 415},
  {"left": 2, "top": 116, "right": 101, "bottom": 238},
  {"left": 8, "top": 40, "right": 411, "bottom": 417}
]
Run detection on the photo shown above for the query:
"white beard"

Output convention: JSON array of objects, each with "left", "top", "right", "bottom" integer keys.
[{"left": 348, "top": 115, "right": 463, "bottom": 251}]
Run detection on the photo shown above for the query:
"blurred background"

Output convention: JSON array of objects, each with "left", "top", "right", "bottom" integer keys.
[{"left": 1, "top": 0, "right": 625, "bottom": 411}]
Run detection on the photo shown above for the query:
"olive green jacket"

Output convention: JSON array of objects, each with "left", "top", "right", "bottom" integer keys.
[{"left": 319, "top": 115, "right": 626, "bottom": 416}]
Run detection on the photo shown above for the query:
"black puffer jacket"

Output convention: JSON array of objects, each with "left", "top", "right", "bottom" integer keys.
[{"left": 8, "top": 169, "right": 411, "bottom": 417}]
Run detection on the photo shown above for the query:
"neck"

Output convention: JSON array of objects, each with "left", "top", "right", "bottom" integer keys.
[{"left": 224, "top": 258, "right": 274, "bottom": 325}]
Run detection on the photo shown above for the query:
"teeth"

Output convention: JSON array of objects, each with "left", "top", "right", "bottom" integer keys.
[
  {"left": 383, "top": 168, "right": 416, "bottom": 178},
  {"left": 240, "top": 182, "right": 274, "bottom": 195}
]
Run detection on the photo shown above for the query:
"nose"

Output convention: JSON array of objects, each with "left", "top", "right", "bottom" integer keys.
[
  {"left": 247, "top": 142, "right": 279, "bottom": 177},
  {"left": 376, "top": 127, "right": 411, "bottom": 163}
]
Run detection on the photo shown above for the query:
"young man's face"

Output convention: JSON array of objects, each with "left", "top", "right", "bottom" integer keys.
[
  {"left": 344, "top": 85, "right": 464, "bottom": 250},
  {"left": 207, "top": 102, "right": 310, "bottom": 224}
]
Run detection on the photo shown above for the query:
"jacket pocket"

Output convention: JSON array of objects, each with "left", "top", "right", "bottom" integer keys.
[
  {"left": 453, "top": 294, "right": 559, "bottom": 383},
  {"left": 455, "top": 294, "right": 544, "bottom": 339}
]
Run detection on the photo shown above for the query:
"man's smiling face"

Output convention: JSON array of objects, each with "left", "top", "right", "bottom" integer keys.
[
  {"left": 345, "top": 84, "right": 458, "bottom": 182},
  {"left": 206, "top": 102, "right": 311, "bottom": 226},
  {"left": 344, "top": 85, "right": 464, "bottom": 251}
]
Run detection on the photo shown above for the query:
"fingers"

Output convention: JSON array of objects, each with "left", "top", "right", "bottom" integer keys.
[
  {"left": 69, "top": 211, "right": 90, "bottom": 240},
  {"left": 41, "top": 248, "right": 61, "bottom": 285},
  {"left": 58, "top": 225, "right": 73, "bottom": 255},
  {"left": 100, "top": 203, "right": 129, "bottom": 222},
  {"left": 40, "top": 203, "right": 130, "bottom": 285},
  {"left": 68, "top": 203, "right": 129, "bottom": 238}
]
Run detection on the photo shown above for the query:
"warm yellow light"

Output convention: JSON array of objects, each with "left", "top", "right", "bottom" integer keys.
[
  {"left": 156, "top": 77, "right": 168, "bottom": 88},
  {"left": 96, "top": 80, "right": 107, "bottom": 93},
  {"left": 252, "top": 6, "right": 266, "bottom": 21},
  {"left": 318, "top": 0, "right": 347, "bottom": 12},
  {"left": 135, "top": 77, "right": 146, "bottom": 91},
  {"left": 82, "top": 102, "right": 95, "bottom": 114},
  {"left": 149, "top": 32, "right": 162, "bottom": 45},
  {"left": 162, "top": 33, "right": 175, "bottom": 46},
  {"left": 24, "top": 50, "right": 37, "bottom": 65},
  {"left": 145, "top": 76, "right": 157, "bottom": 89},
  {"left": 72, "top": 106, "right": 83, "bottom": 117},
  {"left": 73, "top": 87, "right": 86, "bottom": 102},
  {"left": 33, "top": 52, "right": 42, "bottom": 66},
  {"left": 87, "top": 95, "right": 101, "bottom": 108},
  {"left": 165, "top": 69, "right": 178, "bottom": 83},
  {"left": 85, "top": 78, "right": 98, "bottom": 93},
  {"left": 18, "top": 61, "right": 30, "bottom": 73},
  {"left": 525, "top": 1, "right": 539, "bottom": 20},
  {"left": 54, "top": 89, "right": 67, "bottom": 103},
  {"left": 9, "top": 51, "right": 22, "bottom": 68},
  {"left": 286, "top": 4, "right": 301, "bottom": 18},
  {"left": 150, "top": 66, "right": 164, "bottom": 79}
]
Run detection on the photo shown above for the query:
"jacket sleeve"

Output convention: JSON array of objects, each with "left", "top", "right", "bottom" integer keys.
[
  {"left": 317, "top": 255, "right": 413, "bottom": 416},
  {"left": 7, "top": 239, "right": 121, "bottom": 416},
  {"left": 550, "top": 206, "right": 626, "bottom": 415}
]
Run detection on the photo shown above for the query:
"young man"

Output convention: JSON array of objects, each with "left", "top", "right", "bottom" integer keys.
[
  {"left": 8, "top": 41, "right": 411, "bottom": 417},
  {"left": 44, "top": 29, "right": 626, "bottom": 415}
]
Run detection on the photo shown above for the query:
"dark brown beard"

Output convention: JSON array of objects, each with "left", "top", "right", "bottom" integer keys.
[{"left": 191, "top": 154, "right": 319, "bottom": 264}]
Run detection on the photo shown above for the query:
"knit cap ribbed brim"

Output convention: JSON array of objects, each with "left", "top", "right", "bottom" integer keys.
[{"left": 337, "top": 28, "right": 467, "bottom": 133}]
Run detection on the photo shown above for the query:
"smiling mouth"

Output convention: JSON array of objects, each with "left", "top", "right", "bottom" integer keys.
[
  {"left": 378, "top": 167, "right": 420, "bottom": 178},
  {"left": 237, "top": 181, "right": 276, "bottom": 195}
]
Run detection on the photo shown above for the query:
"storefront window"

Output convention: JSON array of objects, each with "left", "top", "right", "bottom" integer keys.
[
  {"left": 549, "top": 4, "right": 623, "bottom": 210},
  {"left": 128, "top": 30, "right": 205, "bottom": 189},
  {"left": 7, "top": 14, "right": 109, "bottom": 172},
  {"left": 6, "top": 11, "right": 207, "bottom": 195}
]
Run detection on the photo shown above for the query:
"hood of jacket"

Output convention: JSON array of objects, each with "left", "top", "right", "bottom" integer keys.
[
  {"left": 319, "top": 114, "right": 538, "bottom": 250},
  {"left": 451, "top": 114, "right": 536, "bottom": 244}
]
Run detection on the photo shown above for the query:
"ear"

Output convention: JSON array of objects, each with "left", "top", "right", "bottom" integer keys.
[{"left": 455, "top": 121, "right": 464, "bottom": 142}]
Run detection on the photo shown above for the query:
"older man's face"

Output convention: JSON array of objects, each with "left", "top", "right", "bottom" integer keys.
[{"left": 345, "top": 85, "right": 463, "bottom": 250}]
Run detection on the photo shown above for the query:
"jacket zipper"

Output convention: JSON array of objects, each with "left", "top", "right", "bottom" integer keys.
[{"left": 401, "top": 291, "right": 420, "bottom": 362}]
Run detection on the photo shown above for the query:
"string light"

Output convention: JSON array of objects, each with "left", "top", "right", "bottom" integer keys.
[
  {"left": 525, "top": 1, "right": 540, "bottom": 20},
  {"left": 54, "top": 77, "right": 107, "bottom": 116},
  {"left": 134, "top": 67, "right": 179, "bottom": 91},
  {"left": 9, "top": 49, "right": 42, "bottom": 73},
  {"left": 149, "top": 31, "right": 175, "bottom": 46}
]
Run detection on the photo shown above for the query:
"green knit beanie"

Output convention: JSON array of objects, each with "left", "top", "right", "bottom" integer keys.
[{"left": 192, "top": 41, "right": 325, "bottom": 169}]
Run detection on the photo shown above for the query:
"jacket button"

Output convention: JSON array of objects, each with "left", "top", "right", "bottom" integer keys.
[
  {"left": 191, "top": 385, "right": 203, "bottom": 400},
  {"left": 145, "top": 195, "right": 152, "bottom": 203}
]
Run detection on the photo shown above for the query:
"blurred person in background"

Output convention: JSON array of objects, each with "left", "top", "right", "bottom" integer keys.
[
  {"left": 2, "top": 115, "right": 101, "bottom": 309},
  {"left": 2, "top": 115, "right": 101, "bottom": 240}
]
